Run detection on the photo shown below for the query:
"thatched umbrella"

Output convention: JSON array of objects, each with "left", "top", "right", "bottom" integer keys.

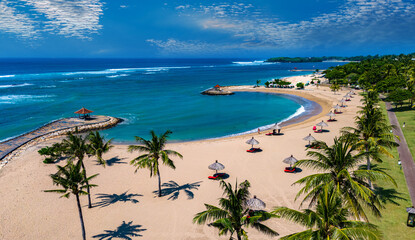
[
  {"left": 246, "top": 137, "right": 259, "bottom": 149},
  {"left": 283, "top": 155, "right": 298, "bottom": 167},
  {"left": 316, "top": 120, "right": 328, "bottom": 130},
  {"left": 271, "top": 123, "right": 282, "bottom": 130},
  {"left": 339, "top": 98, "right": 346, "bottom": 107},
  {"left": 333, "top": 104, "right": 342, "bottom": 113},
  {"left": 344, "top": 94, "right": 350, "bottom": 100},
  {"left": 303, "top": 133, "right": 316, "bottom": 146},
  {"left": 208, "top": 160, "right": 225, "bottom": 174},
  {"left": 246, "top": 195, "right": 266, "bottom": 210},
  {"left": 326, "top": 111, "right": 336, "bottom": 120}
]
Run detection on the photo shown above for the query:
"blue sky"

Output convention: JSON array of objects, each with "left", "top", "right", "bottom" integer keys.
[{"left": 0, "top": 0, "right": 415, "bottom": 58}]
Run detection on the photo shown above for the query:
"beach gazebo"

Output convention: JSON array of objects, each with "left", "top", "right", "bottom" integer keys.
[
  {"left": 208, "top": 160, "right": 225, "bottom": 174},
  {"left": 214, "top": 84, "right": 222, "bottom": 91},
  {"left": 74, "top": 107, "right": 93, "bottom": 119},
  {"left": 246, "top": 195, "right": 266, "bottom": 211}
]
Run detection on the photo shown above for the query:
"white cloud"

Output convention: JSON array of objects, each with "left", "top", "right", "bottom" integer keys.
[
  {"left": 171, "top": 0, "right": 415, "bottom": 51},
  {"left": 0, "top": 0, "right": 104, "bottom": 40},
  {"left": 0, "top": 1, "right": 39, "bottom": 39}
]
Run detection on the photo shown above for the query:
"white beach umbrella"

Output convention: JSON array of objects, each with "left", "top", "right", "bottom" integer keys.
[
  {"left": 326, "top": 111, "right": 336, "bottom": 120},
  {"left": 316, "top": 120, "right": 328, "bottom": 130},
  {"left": 283, "top": 155, "right": 298, "bottom": 167},
  {"left": 208, "top": 160, "right": 225, "bottom": 174},
  {"left": 246, "top": 137, "right": 259, "bottom": 148},
  {"left": 246, "top": 195, "right": 266, "bottom": 210},
  {"left": 303, "top": 133, "right": 316, "bottom": 145},
  {"left": 333, "top": 104, "right": 342, "bottom": 113},
  {"left": 271, "top": 123, "right": 282, "bottom": 130}
]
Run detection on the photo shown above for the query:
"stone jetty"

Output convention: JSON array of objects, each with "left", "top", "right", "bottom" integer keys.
[
  {"left": 201, "top": 85, "right": 234, "bottom": 95},
  {"left": 0, "top": 115, "right": 121, "bottom": 170}
]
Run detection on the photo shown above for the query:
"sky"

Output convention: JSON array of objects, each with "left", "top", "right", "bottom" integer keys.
[{"left": 0, "top": 0, "right": 415, "bottom": 58}]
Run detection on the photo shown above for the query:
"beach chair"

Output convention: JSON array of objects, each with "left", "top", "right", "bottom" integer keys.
[
  {"left": 247, "top": 148, "right": 261, "bottom": 153},
  {"left": 208, "top": 173, "right": 226, "bottom": 180},
  {"left": 284, "top": 167, "right": 296, "bottom": 173},
  {"left": 314, "top": 129, "right": 323, "bottom": 133},
  {"left": 327, "top": 119, "right": 337, "bottom": 122}
]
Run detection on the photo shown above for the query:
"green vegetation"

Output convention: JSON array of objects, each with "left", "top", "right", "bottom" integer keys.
[
  {"left": 128, "top": 130, "right": 183, "bottom": 197},
  {"left": 394, "top": 102, "right": 415, "bottom": 157},
  {"left": 296, "top": 82, "right": 304, "bottom": 89},
  {"left": 265, "top": 55, "right": 382, "bottom": 63},
  {"left": 386, "top": 89, "right": 413, "bottom": 108},
  {"left": 38, "top": 142, "right": 66, "bottom": 163},
  {"left": 273, "top": 185, "right": 381, "bottom": 239},
  {"left": 193, "top": 180, "right": 278, "bottom": 240},
  {"left": 45, "top": 160, "right": 98, "bottom": 240},
  {"left": 366, "top": 102, "right": 415, "bottom": 239},
  {"left": 87, "top": 131, "right": 113, "bottom": 167}
]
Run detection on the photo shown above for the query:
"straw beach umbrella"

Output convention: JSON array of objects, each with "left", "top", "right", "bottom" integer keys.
[
  {"left": 208, "top": 160, "right": 225, "bottom": 174},
  {"left": 326, "top": 111, "right": 336, "bottom": 120},
  {"left": 303, "top": 133, "right": 316, "bottom": 146},
  {"left": 333, "top": 104, "right": 342, "bottom": 113},
  {"left": 246, "top": 137, "right": 259, "bottom": 149},
  {"left": 271, "top": 123, "right": 281, "bottom": 130},
  {"left": 246, "top": 195, "right": 266, "bottom": 211},
  {"left": 283, "top": 155, "right": 298, "bottom": 167},
  {"left": 339, "top": 98, "right": 346, "bottom": 107},
  {"left": 316, "top": 120, "right": 328, "bottom": 130}
]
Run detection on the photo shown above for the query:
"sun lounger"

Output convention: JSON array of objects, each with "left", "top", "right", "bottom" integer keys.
[
  {"left": 247, "top": 148, "right": 261, "bottom": 153},
  {"left": 314, "top": 129, "right": 323, "bottom": 133},
  {"left": 208, "top": 173, "right": 226, "bottom": 180},
  {"left": 284, "top": 167, "right": 296, "bottom": 173},
  {"left": 327, "top": 119, "right": 337, "bottom": 122}
]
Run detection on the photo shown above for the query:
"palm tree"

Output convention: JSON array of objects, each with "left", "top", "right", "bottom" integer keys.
[
  {"left": 128, "top": 130, "right": 183, "bottom": 197},
  {"left": 45, "top": 160, "right": 98, "bottom": 240},
  {"left": 256, "top": 79, "right": 261, "bottom": 87},
  {"left": 88, "top": 131, "right": 113, "bottom": 167},
  {"left": 342, "top": 90, "right": 398, "bottom": 188},
  {"left": 294, "top": 134, "right": 396, "bottom": 221},
  {"left": 273, "top": 185, "right": 381, "bottom": 240},
  {"left": 193, "top": 180, "right": 278, "bottom": 240},
  {"left": 330, "top": 81, "right": 340, "bottom": 94},
  {"left": 62, "top": 132, "right": 94, "bottom": 208}
]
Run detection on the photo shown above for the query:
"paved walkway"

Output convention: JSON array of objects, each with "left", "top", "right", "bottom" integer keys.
[
  {"left": 386, "top": 102, "right": 415, "bottom": 206},
  {"left": 0, "top": 115, "right": 113, "bottom": 161}
]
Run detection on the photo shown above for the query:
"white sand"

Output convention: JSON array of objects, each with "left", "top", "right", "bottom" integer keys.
[{"left": 0, "top": 76, "right": 361, "bottom": 240}]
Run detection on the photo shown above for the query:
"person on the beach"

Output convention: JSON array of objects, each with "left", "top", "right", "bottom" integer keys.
[
  {"left": 403, "top": 122, "right": 406, "bottom": 128},
  {"left": 258, "top": 128, "right": 260, "bottom": 134}
]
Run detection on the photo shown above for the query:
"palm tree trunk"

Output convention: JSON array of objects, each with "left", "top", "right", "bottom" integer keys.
[
  {"left": 75, "top": 193, "right": 86, "bottom": 240},
  {"left": 236, "top": 231, "right": 242, "bottom": 240},
  {"left": 157, "top": 167, "right": 162, "bottom": 197},
  {"left": 80, "top": 160, "right": 93, "bottom": 208},
  {"left": 366, "top": 146, "right": 373, "bottom": 189}
]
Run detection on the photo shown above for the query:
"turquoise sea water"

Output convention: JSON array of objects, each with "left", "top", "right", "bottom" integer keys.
[{"left": 0, "top": 59, "right": 344, "bottom": 142}]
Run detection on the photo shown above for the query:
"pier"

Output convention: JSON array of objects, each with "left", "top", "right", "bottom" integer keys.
[{"left": 0, "top": 115, "right": 120, "bottom": 168}]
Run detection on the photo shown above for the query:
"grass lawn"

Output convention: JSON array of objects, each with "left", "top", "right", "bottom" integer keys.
[{"left": 366, "top": 102, "right": 415, "bottom": 239}]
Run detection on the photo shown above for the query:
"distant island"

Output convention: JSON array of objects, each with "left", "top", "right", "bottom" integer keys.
[{"left": 265, "top": 55, "right": 382, "bottom": 63}]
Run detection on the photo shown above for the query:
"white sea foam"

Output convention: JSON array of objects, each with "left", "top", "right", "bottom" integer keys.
[
  {"left": 40, "top": 85, "right": 56, "bottom": 88},
  {"left": 217, "top": 105, "right": 306, "bottom": 139},
  {"left": 232, "top": 61, "right": 274, "bottom": 66},
  {"left": 0, "top": 83, "right": 33, "bottom": 88},
  {"left": 106, "top": 74, "right": 130, "bottom": 78},
  {"left": 0, "top": 74, "right": 15, "bottom": 78},
  {"left": 0, "top": 94, "right": 55, "bottom": 104}
]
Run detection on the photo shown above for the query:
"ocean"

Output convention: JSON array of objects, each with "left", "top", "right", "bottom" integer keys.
[{"left": 0, "top": 59, "right": 344, "bottom": 142}]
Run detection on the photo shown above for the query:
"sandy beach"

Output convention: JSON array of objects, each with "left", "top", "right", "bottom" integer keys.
[{"left": 0, "top": 74, "right": 362, "bottom": 239}]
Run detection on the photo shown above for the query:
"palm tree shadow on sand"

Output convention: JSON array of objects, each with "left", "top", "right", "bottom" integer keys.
[
  {"left": 94, "top": 191, "right": 143, "bottom": 208},
  {"left": 93, "top": 221, "right": 146, "bottom": 239},
  {"left": 105, "top": 157, "right": 127, "bottom": 166},
  {"left": 153, "top": 181, "right": 202, "bottom": 200}
]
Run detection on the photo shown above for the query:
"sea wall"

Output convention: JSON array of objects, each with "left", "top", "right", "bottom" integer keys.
[{"left": 0, "top": 116, "right": 120, "bottom": 171}]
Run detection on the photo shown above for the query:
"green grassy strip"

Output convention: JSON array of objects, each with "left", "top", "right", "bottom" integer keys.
[{"left": 366, "top": 102, "right": 415, "bottom": 239}]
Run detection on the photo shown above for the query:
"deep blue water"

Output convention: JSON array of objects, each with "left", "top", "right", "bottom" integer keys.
[{"left": 0, "top": 59, "right": 344, "bottom": 142}]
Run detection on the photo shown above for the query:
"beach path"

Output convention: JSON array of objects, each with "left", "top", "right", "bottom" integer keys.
[
  {"left": 386, "top": 102, "right": 415, "bottom": 205},
  {"left": 0, "top": 115, "right": 116, "bottom": 162}
]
